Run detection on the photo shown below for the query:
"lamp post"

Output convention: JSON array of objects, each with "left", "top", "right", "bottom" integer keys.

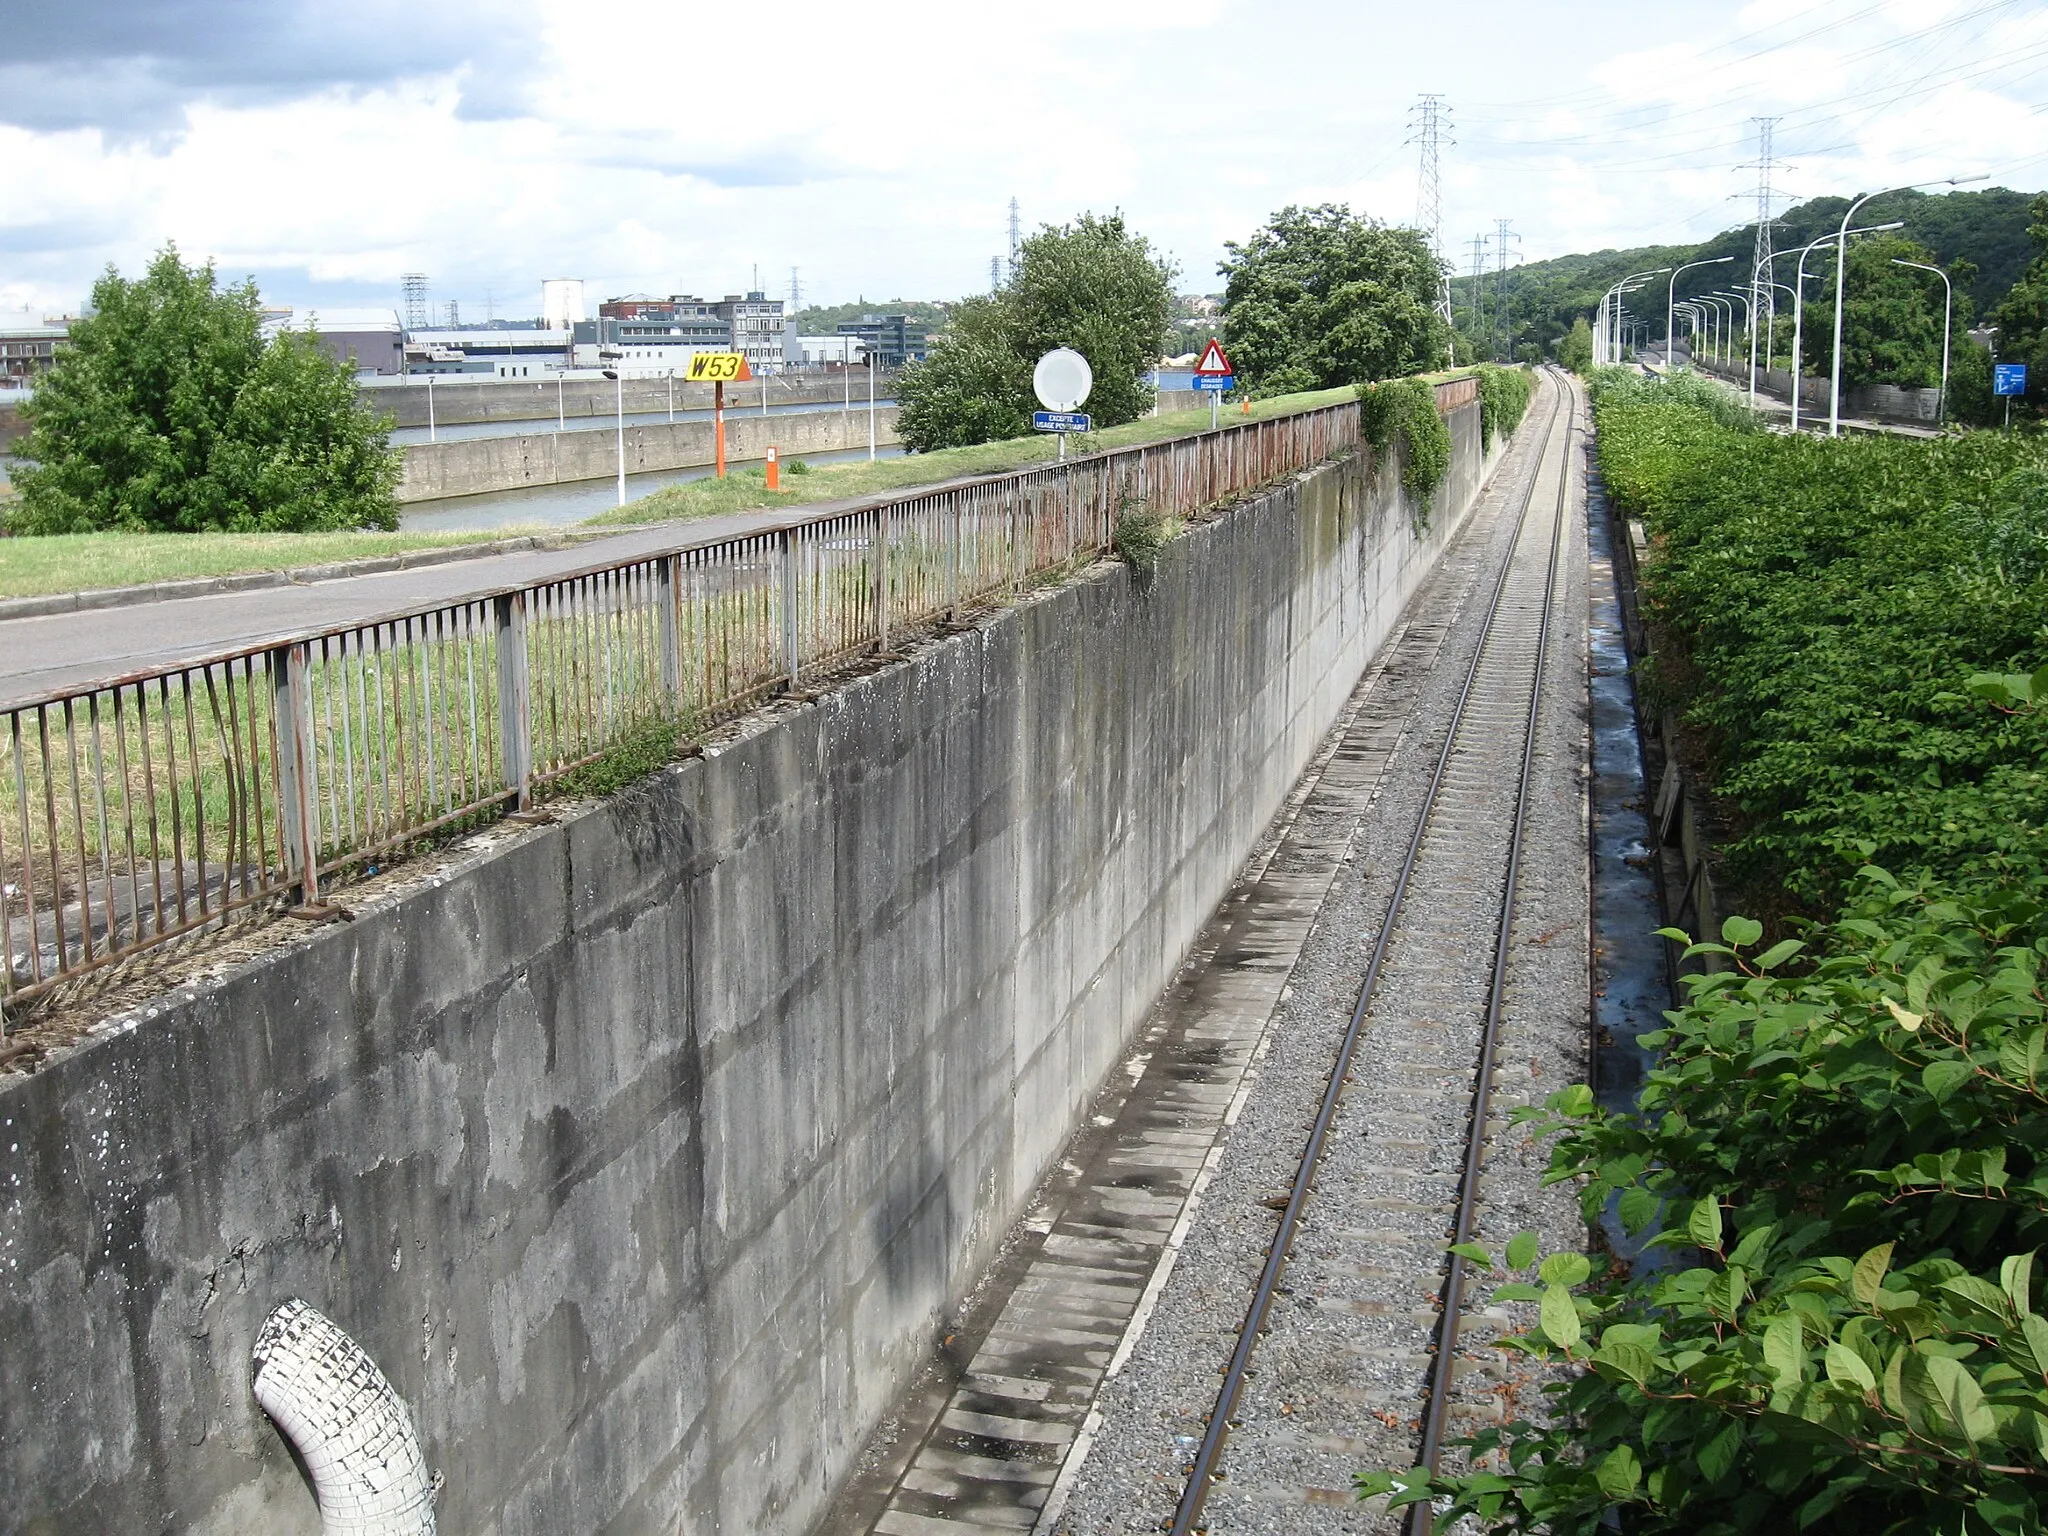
[
  {"left": 426, "top": 374, "right": 436, "bottom": 443},
  {"left": 866, "top": 342, "right": 877, "bottom": 461},
  {"left": 1599, "top": 268, "right": 1672, "bottom": 367},
  {"left": 1675, "top": 303, "right": 1706, "bottom": 365},
  {"left": 1829, "top": 175, "right": 1986, "bottom": 435},
  {"left": 1708, "top": 291, "right": 1753, "bottom": 371},
  {"left": 1792, "top": 223, "right": 1904, "bottom": 432},
  {"left": 1697, "top": 296, "right": 1731, "bottom": 367},
  {"left": 601, "top": 369, "right": 625, "bottom": 507},
  {"left": 1891, "top": 258, "right": 1954, "bottom": 425},
  {"left": 1665, "top": 256, "right": 1734, "bottom": 370}
]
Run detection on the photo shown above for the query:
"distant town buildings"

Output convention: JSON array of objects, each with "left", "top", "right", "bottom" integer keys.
[{"left": 597, "top": 292, "right": 796, "bottom": 372}]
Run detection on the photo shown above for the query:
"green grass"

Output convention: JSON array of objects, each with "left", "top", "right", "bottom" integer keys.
[
  {"left": 587, "top": 386, "right": 1368, "bottom": 528},
  {"left": 0, "top": 527, "right": 551, "bottom": 601}
]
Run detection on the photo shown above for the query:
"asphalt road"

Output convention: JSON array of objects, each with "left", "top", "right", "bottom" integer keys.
[{"left": 0, "top": 498, "right": 880, "bottom": 711}]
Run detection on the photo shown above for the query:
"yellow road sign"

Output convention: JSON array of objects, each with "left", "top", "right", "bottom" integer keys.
[{"left": 686, "top": 352, "right": 752, "bottom": 382}]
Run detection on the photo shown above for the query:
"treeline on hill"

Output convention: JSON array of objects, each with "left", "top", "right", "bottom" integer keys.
[
  {"left": 1460, "top": 187, "right": 2044, "bottom": 408},
  {"left": 894, "top": 204, "right": 1453, "bottom": 452},
  {"left": 1364, "top": 370, "right": 2048, "bottom": 1534}
]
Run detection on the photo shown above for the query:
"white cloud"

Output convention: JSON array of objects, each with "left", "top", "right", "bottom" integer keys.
[{"left": 0, "top": 0, "right": 2040, "bottom": 320}]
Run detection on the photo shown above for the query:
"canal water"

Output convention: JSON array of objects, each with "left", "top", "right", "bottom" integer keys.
[
  {"left": 397, "top": 442, "right": 908, "bottom": 533},
  {"left": 389, "top": 396, "right": 896, "bottom": 448}
]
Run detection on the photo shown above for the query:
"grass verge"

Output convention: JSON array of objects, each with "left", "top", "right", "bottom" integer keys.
[
  {"left": 586, "top": 386, "right": 1366, "bottom": 528},
  {"left": 0, "top": 527, "right": 551, "bottom": 601}
]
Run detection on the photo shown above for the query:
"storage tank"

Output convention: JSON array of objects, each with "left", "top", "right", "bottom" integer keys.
[{"left": 541, "top": 278, "right": 586, "bottom": 330}]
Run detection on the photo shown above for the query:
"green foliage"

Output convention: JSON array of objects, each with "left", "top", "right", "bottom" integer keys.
[
  {"left": 1363, "top": 874, "right": 2048, "bottom": 1534},
  {"left": 894, "top": 295, "right": 1032, "bottom": 451},
  {"left": 792, "top": 298, "right": 950, "bottom": 336},
  {"left": 893, "top": 214, "right": 1174, "bottom": 453},
  {"left": 1593, "top": 380, "right": 2048, "bottom": 908},
  {"left": 1455, "top": 186, "right": 2041, "bottom": 368},
  {"left": 1805, "top": 233, "right": 1956, "bottom": 389},
  {"left": 1111, "top": 497, "right": 1177, "bottom": 572},
  {"left": 1557, "top": 316, "right": 1594, "bottom": 373},
  {"left": 1992, "top": 195, "right": 2048, "bottom": 417},
  {"left": 1358, "top": 376, "right": 1452, "bottom": 505},
  {"left": 10, "top": 244, "right": 400, "bottom": 535},
  {"left": 1476, "top": 364, "right": 1533, "bottom": 453},
  {"left": 1220, "top": 204, "right": 1449, "bottom": 394}
]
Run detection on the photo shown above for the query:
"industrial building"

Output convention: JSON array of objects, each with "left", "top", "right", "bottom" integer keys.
[
  {"left": 835, "top": 314, "right": 927, "bottom": 369},
  {"left": 598, "top": 291, "right": 798, "bottom": 371},
  {"left": 0, "top": 323, "right": 67, "bottom": 384},
  {"left": 261, "top": 308, "right": 406, "bottom": 376}
]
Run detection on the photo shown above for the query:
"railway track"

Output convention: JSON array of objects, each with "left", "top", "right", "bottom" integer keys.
[
  {"left": 834, "top": 369, "right": 1585, "bottom": 1536},
  {"left": 1166, "top": 367, "right": 1581, "bottom": 1535}
]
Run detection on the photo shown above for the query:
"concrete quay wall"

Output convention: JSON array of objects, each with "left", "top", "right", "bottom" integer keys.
[
  {"left": 396, "top": 405, "right": 904, "bottom": 502},
  {"left": 370, "top": 374, "right": 894, "bottom": 430},
  {"left": 0, "top": 399, "right": 1498, "bottom": 1535}
]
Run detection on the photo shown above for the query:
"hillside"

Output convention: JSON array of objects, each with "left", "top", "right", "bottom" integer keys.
[{"left": 1453, "top": 185, "right": 2040, "bottom": 360}]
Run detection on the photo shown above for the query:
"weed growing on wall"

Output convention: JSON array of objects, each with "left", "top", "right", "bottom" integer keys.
[
  {"left": 1112, "top": 496, "right": 1179, "bottom": 573},
  {"left": 1357, "top": 376, "right": 1451, "bottom": 509},
  {"left": 1476, "top": 363, "right": 1534, "bottom": 452}
]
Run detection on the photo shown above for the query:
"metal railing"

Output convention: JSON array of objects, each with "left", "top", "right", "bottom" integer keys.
[{"left": 2, "top": 396, "right": 1384, "bottom": 1017}]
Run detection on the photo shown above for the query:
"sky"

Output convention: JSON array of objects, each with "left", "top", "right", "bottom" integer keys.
[{"left": 1, "top": 0, "right": 2044, "bottom": 324}]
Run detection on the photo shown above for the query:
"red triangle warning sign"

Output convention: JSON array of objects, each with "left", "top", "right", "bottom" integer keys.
[{"left": 1194, "top": 339, "right": 1233, "bottom": 376}]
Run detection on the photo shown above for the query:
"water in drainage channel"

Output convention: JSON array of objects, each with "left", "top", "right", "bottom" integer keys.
[{"left": 1585, "top": 452, "right": 1677, "bottom": 1264}]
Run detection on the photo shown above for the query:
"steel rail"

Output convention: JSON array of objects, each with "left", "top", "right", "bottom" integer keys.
[
  {"left": 1166, "top": 368, "right": 1575, "bottom": 1536},
  {"left": 1406, "top": 369, "right": 1578, "bottom": 1532}
]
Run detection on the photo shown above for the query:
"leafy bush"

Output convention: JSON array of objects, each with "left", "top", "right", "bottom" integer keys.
[
  {"left": 1593, "top": 381, "right": 2048, "bottom": 909},
  {"left": 10, "top": 244, "right": 399, "bottom": 534},
  {"left": 1220, "top": 204, "right": 1450, "bottom": 391},
  {"left": 895, "top": 214, "right": 1173, "bottom": 452},
  {"left": 1358, "top": 375, "right": 1452, "bottom": 506},
  {"left": 1477, "top": 363, "right": 1534, "bottom": 452},
  {"left": 1363, "top": 877, "right": 2048, "bottom": 1534}
]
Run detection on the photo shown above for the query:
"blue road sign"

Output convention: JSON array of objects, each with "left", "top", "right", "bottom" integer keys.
[
  {"left": 1033, "top": 410, "right": 1092, "bottom": 432},
  {"left": 1192, "top": 374, "right": 1235, "bottom": 392},
  {"left": 1995, "top": 363, "right": 2029, "bottom": 397}
]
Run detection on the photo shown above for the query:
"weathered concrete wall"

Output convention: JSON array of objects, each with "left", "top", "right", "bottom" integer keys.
[
  {"left": 0, "top": 398, "right": 1502, "bottom": 1536},
  {"left": 369, "top": 374, "right": 895, "bottom": 430},
  {"left": 396, "top": 405, "right": 904, "bottom": 502}
]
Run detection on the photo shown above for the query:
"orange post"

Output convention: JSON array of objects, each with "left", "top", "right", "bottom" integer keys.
[
  {"left": 765, "top": 445, "right": 779, "bottom": 490},
  {"left": 714, "top": 381, "right": 726, "bottom": 477},
  {"left": 1242, "top": 397, "right": 1251, "bottom": 415}
]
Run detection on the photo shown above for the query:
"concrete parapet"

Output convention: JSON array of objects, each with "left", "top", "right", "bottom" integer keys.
[{"left": 0, "top": 397, "right": 1501, "bottom": 1534}]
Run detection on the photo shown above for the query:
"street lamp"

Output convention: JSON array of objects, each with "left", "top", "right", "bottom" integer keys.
[
  {"left": 1697, "top": 295, "right": 1733, "bottom": 367},
  {"left": 1676, "top": 302, "right": 1708, "bottom": 364},
  {"left": 1891, "top": 258, "right": 1954, "bottom": 426},
  {"left": 1829, "top": 175, "right": 1987, "bottom": 436},
  {"left": 1666, "top": 256, "right": 1734, "bottom": 368},
  {"left": 1600, "top": 268, "right": 1673, "bottom": 366},
  {"left": 1792, "top": 223, "right": 1904, "bottom": 432},
  {"left": 1709, "top": 291, "right": 1753, "bottom": 371},
  {"left": 601, "top": 368, "right": 625, "bottom": 507}
]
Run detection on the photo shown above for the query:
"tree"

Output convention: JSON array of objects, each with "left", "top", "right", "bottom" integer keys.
[
  {"left": 10, "top": 244, "right": 400, "bottom": 535},
  {"left": 1220, "top": 205, "right": 1448, "bottom": 393},
  {"left": 894, "top": 213, "right": 1174, "bottom": 453},
  {"left": 1557, "top": 316, "right": 1594, "bottom": 373},
  {"left": 1806, "top": 234, "right": 1948, "bottom": 388},
  {"left": 1991, "top": 194, "right": 2048, "bottom": 415}
]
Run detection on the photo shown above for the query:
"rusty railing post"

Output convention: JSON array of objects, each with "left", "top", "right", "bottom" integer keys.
[
  {"left": 871, "top": 506, "right": 890, "bottom": 654},
  {"left": 494, "top": 592, "right": 533, "bottom": 811},
  {"left": 273, "top": 643, "right": 319, "bottom": 906},
  {"left": 657, "top": 555, "right": 681, "bottom": 709},
  {"left": 781, "top": 528, "right": 801, "bottom": 689}
]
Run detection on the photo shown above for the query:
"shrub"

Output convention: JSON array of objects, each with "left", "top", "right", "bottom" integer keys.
[{"left": 1477, "top": 363, "right": 1534, "bottom": 452}]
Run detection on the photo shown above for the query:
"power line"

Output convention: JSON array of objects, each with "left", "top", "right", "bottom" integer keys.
[{"left": 1008, "top": 197, "right": 1022, "bottom": 281}]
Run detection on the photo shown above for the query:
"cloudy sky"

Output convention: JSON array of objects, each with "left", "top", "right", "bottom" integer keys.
[{"left": 1, "top": 0, "right": 2043, "bottom": 323}]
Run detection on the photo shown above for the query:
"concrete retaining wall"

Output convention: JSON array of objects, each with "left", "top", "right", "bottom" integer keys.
[
  {"left": 1690, "top": 357, "right": 1941, "bottom": 423},
  {"left": 368, "top": 375, "right": 895, "bottom": 430},
  {"left": 397, "top": 406, "right": 903, "bottom": 502},
  {"left": 0, "top": 397, "right": 1501, "bottom": 1535}
]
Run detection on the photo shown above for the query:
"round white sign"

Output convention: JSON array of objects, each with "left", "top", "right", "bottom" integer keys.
[{"left": 1032, "top": 348, "right": 1094, "bottom": 413}]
